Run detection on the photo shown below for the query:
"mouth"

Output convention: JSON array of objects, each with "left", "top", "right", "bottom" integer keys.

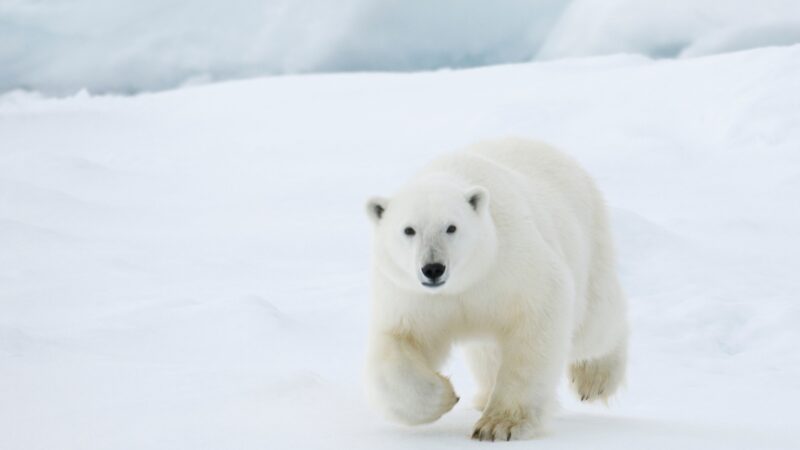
[{"left": 421, "top": 280, "right": 445, "bottom": 288}]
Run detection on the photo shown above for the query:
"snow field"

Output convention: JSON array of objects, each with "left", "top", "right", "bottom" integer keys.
[{"left": 1, "top": 45, "right": 800, "bottom": 449}]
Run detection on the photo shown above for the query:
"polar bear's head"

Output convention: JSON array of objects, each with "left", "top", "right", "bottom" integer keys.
[{"left": 366, "top": 177, "right": 497, "bottom": 294}]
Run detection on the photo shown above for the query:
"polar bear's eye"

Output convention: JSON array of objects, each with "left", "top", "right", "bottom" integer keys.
[
  {"left": 446, "top": 225, "right": 457, "bottom": 234},
  {"left": 404, "top": 227, "right": 416, "bottom": 236}
]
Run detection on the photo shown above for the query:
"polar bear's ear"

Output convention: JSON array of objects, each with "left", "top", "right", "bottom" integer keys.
[
  {"left": 466, "top": 186, "right": 489, "bottom": 214},
  {"left": 366, "top": 197, "right": 389, "bottom": 224}
]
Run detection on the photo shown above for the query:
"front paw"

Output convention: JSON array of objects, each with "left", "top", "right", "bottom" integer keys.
[
  {"left": 471, "top": 408, "right": 541, "bottom": 441},
  {"left": 381, "top": 373, "right": 460, "bottom": 425}
]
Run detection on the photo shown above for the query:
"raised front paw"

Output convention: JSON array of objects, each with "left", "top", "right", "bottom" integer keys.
[
  {"left": 380, "top": 373, "right": 459, "bottom": 425},
  {"left": 471, "top": 409, "right": 540, "bottom": 441}
]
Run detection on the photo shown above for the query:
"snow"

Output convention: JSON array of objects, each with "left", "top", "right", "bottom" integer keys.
[
  {"left": 3, "top": 0, "right": 800, "bottom": 94},
  {"left": 2, "top": 44, "right": 800, "bottom": 449},
  {"left": 0, "top": 0, "right": 568, "bottom": 94},
  {"left": 539, "top": 0, "right": 800, "bottom": 59}
]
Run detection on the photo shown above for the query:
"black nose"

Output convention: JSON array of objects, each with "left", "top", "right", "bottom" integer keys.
[{"left": 421, "top": 263, "right": 446, "bottom": 280}]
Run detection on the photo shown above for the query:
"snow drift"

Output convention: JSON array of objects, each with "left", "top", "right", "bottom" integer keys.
[{"left": 1, "top": 0, "right": 799, "bottom": 94}]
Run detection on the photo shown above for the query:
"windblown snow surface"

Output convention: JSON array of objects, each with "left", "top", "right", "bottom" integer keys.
[{"left": 1, "top": 45, "right": 800, "bottom": 449}]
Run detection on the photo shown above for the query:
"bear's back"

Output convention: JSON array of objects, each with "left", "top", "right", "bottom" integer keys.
[
  {"left": 421, "top": 138, "right": 600, "bottom": 216},
  {"left": 465, "top": 138, "right": 596, "bottom": 200}
]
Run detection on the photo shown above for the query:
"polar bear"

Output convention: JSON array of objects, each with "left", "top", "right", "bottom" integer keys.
[{"left": 364, "top": 138, "right": 628, "bottom": 441}]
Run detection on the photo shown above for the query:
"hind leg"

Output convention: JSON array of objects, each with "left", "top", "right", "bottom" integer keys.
[
  {"left": 570, "top": 339, "right": 626, "bottom": 402},
  {"left": 464, "top": 341, "right": 500, "bottom": 411},
  {"left": 570, "top": 261, "right": 628, "bottom": 402}
]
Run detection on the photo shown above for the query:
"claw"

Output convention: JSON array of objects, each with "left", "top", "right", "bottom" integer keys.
[{"left": 472, "top": 429, "right": 480, "bottom": 440}]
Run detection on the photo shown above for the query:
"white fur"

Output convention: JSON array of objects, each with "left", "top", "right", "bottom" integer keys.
[{"left": 365, "top": 138, "right": 628, "bottom": 441}]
